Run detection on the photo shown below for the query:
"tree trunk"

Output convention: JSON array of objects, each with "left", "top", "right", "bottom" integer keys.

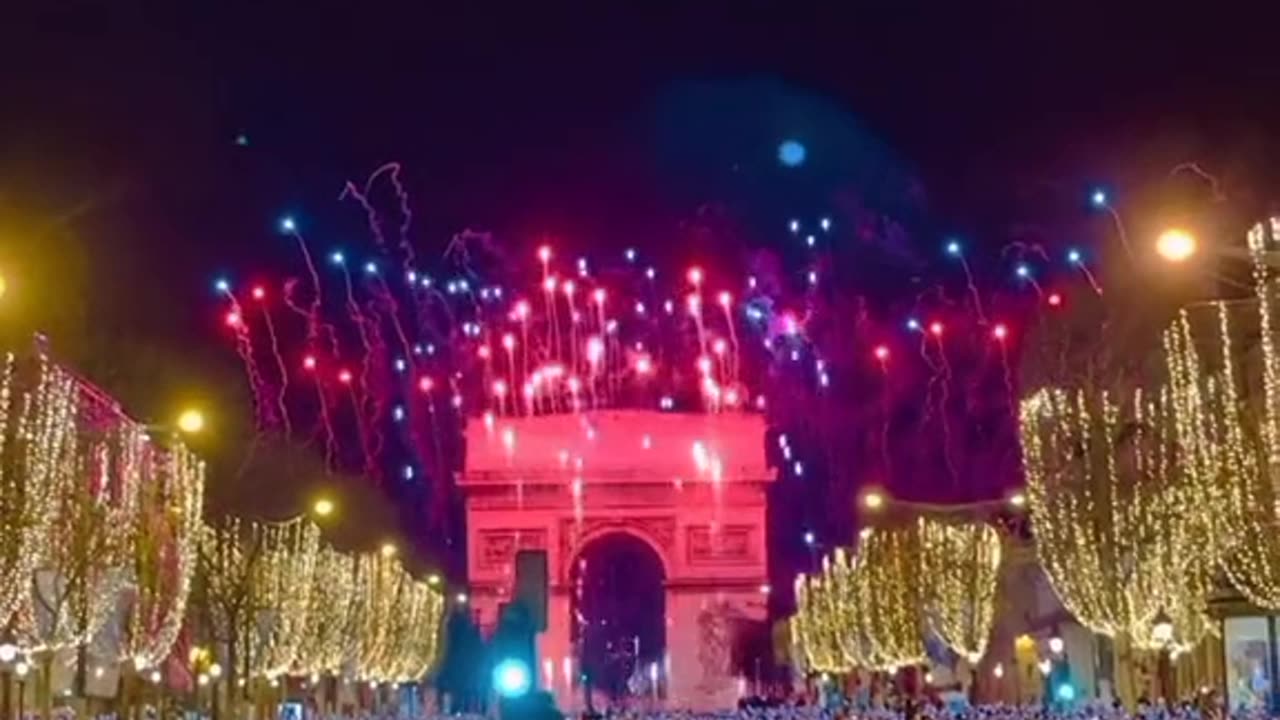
[
  {"left": 1114, "top": 633, "right": 1137, "bottom": 710},
  {"left": 38, "top": 655, "right": 53, "bottom": 720}
]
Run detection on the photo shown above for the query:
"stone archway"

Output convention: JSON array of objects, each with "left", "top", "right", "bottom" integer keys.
[
  {"left": 569, "top": 531, "right": 667, "bottom": 702},
  {"left": 461, "top": 410, "right": 773, "bottom": 710}
]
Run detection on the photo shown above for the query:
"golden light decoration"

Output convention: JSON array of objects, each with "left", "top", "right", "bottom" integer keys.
[
  {"left": 790, "top": 518, "right": 998, "bottom": 674},
  {"left": 1150, "top": 219, "right": 1280, "bottom": 611},
  {"left": 918, "top": 518, "right": 1002, "bottom": 661},
  {"left": 1020, "top": 384, "right": 1216, "bottom": 652}
]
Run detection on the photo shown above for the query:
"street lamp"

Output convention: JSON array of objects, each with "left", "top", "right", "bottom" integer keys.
[
  {"left": 1048, "top": 635, "right": 1065, "bottom": 655},
  {"left": 1007, "top": 491, "right": 1027, "bottom": 509},
  {"left": 862, "top": 490, "right": 886, "bottom": 511},
  {"left": 380, "top": 542, "right": 397, "bottom": 558},
  {"left": 176, "top": 408, "right": 206, "bottom": 435},
  {"left": 1156, "top": 228, "right": 1197, "bottom": 263},
  {"left": 14, "top": 661, "right": 26, "bottom": 720},
  {"left": 313, "top": 498, "right": 335, "bottom": 518},
  {"left": 1152, "top": 609, "right": 1175, "bottom": 646}
]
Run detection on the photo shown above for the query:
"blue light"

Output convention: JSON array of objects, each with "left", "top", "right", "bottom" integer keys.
[
  {"left": 803, "top": 531, "right": 816, "bottom": 546},
  {"left": 1016, "top": 264, "right": 1031, "bottom": 278},
  {"left": 364, "top": 262, "right": 378, "bottom": 275},
  {"left": 907, "top": 318, "right": 921, "bottom": 331},
  {"left": 1090, "top": 189, "right": 1108, "bottom": 208},
  {"left": 393, "top": 406, "right": 405, "bottom": 422},
  {"left": 330, "top": 251, "right": 345, "bottom": 265},
  {"left": 458, "top": 279, "right": 470, "bottom": 292},
  {"left": 403, "top": 465, "right": 414, "bottom": 480},
  {"left": 625, "top": 248, "right": 637, "bottom": 262},
  {"left": 806, "top": 235, "right": 816, "bottom": 247},
  {"left": 945, "top": 240, "right": 961, "bottom": 256},
  {"left": 1067, "top": 248, "right": 1082, "bottom": 264},
  {"left": 794, "top": 461, "right": 804, "bottom": 476},
  {"left": 778, "top": 140, "right": 807, "bottom": 167},
  {"left": 1056, "top": 684, "right": 1075, "bottom": 702},
  {"left": 279, "top": 217, "right": 296, "bottom": 233},
  {"left": 492, "top": 658, "right": 532, "bottom": 699},
  {"left": 820, "top": 217, "right": 831, "bottom": 232},
  {"left": 420, "top": 276, "right": 432, "bottom": 288},
  {"left": 407, "top": 270, "right": 417, "bottom": 283},
  {"left": 394, "top": 358, "right": 407, "bottom": 373},
  {"left": 788, "top": 219, "right": 800, "bottom": 233},
  {"left": 214, "top": 278, "right": 230, "bottom": 293}
]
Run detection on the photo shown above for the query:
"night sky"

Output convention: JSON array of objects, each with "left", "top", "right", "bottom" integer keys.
[{"left": 4, "top": 4, "right": 1280, "bottom": 572}]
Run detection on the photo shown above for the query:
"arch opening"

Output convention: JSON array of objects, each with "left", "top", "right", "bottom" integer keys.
[{"left": 569, "top": 531, "right": 666, "bottom": 703}]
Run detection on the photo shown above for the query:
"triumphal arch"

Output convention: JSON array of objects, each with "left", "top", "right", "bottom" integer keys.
[{"left": 461, "top": 410, "right": 773, "bottom": 710}]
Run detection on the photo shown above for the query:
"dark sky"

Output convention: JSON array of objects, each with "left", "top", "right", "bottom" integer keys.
[{"left": 4, "top": 3, "right": 1280, "bottom": 552}]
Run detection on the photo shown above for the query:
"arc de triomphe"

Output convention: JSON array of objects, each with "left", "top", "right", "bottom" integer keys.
[{"left": 461, "top": 410, "right": 773, "bottom": 710}]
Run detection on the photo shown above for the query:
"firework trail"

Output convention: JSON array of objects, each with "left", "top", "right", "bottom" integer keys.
[
  {"left": 371, "top": 274, "right": 416, "bottom": 365},
  {"left": 360, "top": 296, "right": 391, "bottom": 465},
  {"left": 1075, "top": 260, "right": 1104, "bottom": 295},
  {"left": 311, "top": 368, "right": 338, "bottom": 468},
  {"left": 995, "top": 332, "right": 1016, "bottom": 411},
  {"left": 875, "top": 349, "right": 892, "bottom": 477},
  {"left": 341, "top": 376, "right": 374, "bottom": 479},
  {"left": 933, "top": 331, "right": 959, "bottom": 486},
  {"left": 285, "top": 226, "right": 327, "bottom": 347},
  {"left": 719, "top": 294, "right": 741, "bottom": 385},
  {"left": 334, "top": 262, "right": 381, "bottom": 474},
  {"left": 222, "top": 292, "right": 274, "bottom": 428},
  {"left": 1100, "top": 205, "right": 1136, "bottom": 263},
  {"left": 1170, "top": 161, "right": 1228, "bottom": 202},
  {"left": 256, "top": 292, "right": 294, "bottom": 439},
  {"left": 957, "top": 255, "right": 988, "bottom": 324}
]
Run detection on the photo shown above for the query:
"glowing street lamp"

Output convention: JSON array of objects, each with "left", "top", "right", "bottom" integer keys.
[
  {"left": 380, "top": 543, "right": 397, "bottom": 558},
  {"left": 176, "top": 408, "right": 206, "bottom": 435},
  {"left": 1008, "top": 491, "right": 1028, "bottom": 509},
  {"left": 313, "top": 498, "right": 335, "bottom": 518},
  {"left": 1156, "top": 228, "right": 1197, "bottom": 263},
  {"left": 1152, "top": 609, "right": 1175, "bottom": 646},
  {"left": 862, "top": 490, "right": 886, "bottom": 511}
]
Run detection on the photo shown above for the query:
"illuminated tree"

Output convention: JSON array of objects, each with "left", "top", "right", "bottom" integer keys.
[{"left": 1019, "top": 382, "right": 1217, "bottom": 706}]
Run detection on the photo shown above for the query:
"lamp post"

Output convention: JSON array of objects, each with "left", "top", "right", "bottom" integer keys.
[
  {"left": 1152, "top": 610, "right": 1175, "bottom": 701},
  {"left": 14, "top": 662, "right": 27, "bottom": 720},
  {"left": 0, "top": 643, "right": 17, "bottom": 720}
]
